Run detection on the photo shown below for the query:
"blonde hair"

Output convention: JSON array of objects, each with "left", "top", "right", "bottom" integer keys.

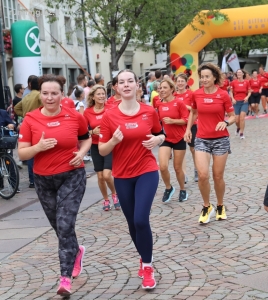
[
  {"left": 86, "top": 85, "right": 106, "bottom": 107},
  {"left": 160, "top": 78, "right": 176, "bottom": 92}
]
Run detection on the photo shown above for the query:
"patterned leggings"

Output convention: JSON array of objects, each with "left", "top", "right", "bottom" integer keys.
[{"left": 34, "top": 168, "right": 86, "bottom": 277}]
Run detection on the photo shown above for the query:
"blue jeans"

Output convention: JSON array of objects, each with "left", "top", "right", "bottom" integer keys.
[
  {"left": 234, "top": 101, "right": 248, "bottom": 115},
  {"left": 27, "top": 157, "right": 34, "bottom": 184}
]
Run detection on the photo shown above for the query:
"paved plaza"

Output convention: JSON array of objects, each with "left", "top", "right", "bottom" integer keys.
[{"left": 1, "top": 116, "right": 268, "bottom": 299}]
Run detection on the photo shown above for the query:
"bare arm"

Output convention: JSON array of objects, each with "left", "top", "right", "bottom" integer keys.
[
  {"left": 184, "top": 109, "right": 198, "bottom": 143},
  {"left": 99, "top": 126, "right": 122, "bottom": 156},
  {"left": 69, "top": 137, "right": 92, "bottom": 167},
  {"left": 162, "top": 118, "right": 187, "bottom": 125}
]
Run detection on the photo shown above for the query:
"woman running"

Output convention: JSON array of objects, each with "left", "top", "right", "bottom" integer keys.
[
  {"left": 18, "top": 74, "right": 92, "bottom": 296},
  {"left": 84, "top": 85, "right": 120, "bottom": 211},
  {"left": 249, "top": 70, "right": 262, "bottom": 118},
  {"left": 258, "top": 66, "right": 268, "bottom": 113},
  {"left": 230, "top": 69, "right": 251, "bottom": 139},
  {"left": 156, "top": 78, "right": 189, "bottom": 203},
  {"left": 174, "top": 73, "right": 198, "bottom": 182},
  {"left": 184, "top": 63, "right": 235, "bottom": 224},
  {"left": 99, "top": 69, "right": 165, "bottom": 289}
]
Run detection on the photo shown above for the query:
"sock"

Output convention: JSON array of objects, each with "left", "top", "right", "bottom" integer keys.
[
  {"left": 142, "top": 262, "right": 152, "bottom": 269},
  {"left": 236, "top": 128, "right": 240, "bottom": 133}
]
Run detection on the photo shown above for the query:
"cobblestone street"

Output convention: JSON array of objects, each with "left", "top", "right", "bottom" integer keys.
[{"left": 1, "top": 116, "right": 268, "bottom": 299}]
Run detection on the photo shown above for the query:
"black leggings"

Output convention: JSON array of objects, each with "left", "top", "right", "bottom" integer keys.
[
  {"left": 114, "top": 171, "right": 159, "bottom": 263},
  {"left": 34, "top": 168, "right": 86, "bottom": 277}
]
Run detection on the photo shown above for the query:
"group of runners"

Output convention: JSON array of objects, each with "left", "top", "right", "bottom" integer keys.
[{"left": 17, "top": 63, "right": 268, "bottom": 296}]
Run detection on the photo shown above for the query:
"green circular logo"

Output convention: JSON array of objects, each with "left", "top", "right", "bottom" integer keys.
[{"left": 25, "top": 26, "right": 41, "bottom": 55}]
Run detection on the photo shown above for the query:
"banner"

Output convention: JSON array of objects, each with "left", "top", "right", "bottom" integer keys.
[
  {"left": 11, "top": 20, "right": 42, "bottom": 86},
  {"left": 227, "top": 51, "right": 240, "bottom": 72}
]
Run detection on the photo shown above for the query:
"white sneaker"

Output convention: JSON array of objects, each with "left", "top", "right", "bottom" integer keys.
[
  {"left": 83, "top": 155, "right": 91, "bottom": 161},
  {"left": 235, "top": 130, "right": 239, "bottom": 136},
  {"left": 240, "top": 134, "right": 245, "bottom": 139}
]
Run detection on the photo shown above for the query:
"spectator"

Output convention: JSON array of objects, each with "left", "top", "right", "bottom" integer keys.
[
  {"left": 94, "top": 73, "right": 105, "bottom": 86},
  {"left": 150, "top": 69, "right": 162, "bottom": 94},
  {"left": 84, "top": 80, "right": 95, "bottom": 99},
  {"left": 22, "top": 75, "right": 37, "bottom": 97},
  {"left": 13, "top": 84, "right": 24, "bottom": 126},
  {"left": 146, "top": 72, "right": 155, "bottom": 95},
  {"left": 59, "top": 76, "right": 75, "bottom": 109},
  {"left": 70, "top": 74, "right": 88, "bottom": 104},
  {"left": 73, "top": 86, "right": 85, "bottom": 115},
  {"left": 67, "top": 82, "right": 76, "bottom": 97}
]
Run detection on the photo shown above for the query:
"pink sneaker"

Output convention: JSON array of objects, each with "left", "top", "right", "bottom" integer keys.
[
  {"left": 138, "top": 258, "right": 143, "bottom": 278},
  {"left": 72, "top": 245, "right": 85, "bottom": 278},
  {"left": 112, "top": 194, "right": 121, "bottom": 210},
  {"left": 142, "top": 266, "right": 156, "bottom": 289},
  {"left": 103, "top": 200, "right": 111, "bottom": 211},
  {"left": 57, "top": 276, "right": 71, "bottom": 296}
]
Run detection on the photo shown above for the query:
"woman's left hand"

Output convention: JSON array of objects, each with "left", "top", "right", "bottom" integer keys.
[
  {"left": 142, "top": 135, "right": 160, "bottom": 150},
  {"left": 69, "top": 151, "right": 84, "bottom": 167},
  {"left": 162, "top": 117, "right": 173, "bottom": 124},
  {"left": 215, "top": 122, "right": 227, "bottom": 131}
]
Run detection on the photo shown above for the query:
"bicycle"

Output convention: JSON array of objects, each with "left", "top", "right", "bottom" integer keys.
[{"left": 0, "top": 127, "right": 19, "bottom": 199}]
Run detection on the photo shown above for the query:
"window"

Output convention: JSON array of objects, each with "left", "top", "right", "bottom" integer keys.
[
  {"left": 52, "top": 68, "right": 62, "bottom": 75},
  {"left": 125, "top": 64, "right": 132, "bottom": 69},
  {"left": 42, "top": 68, "right": 50, "bottom": 74},
  {"left": 96, "top": 62, "right": 101, "bottom": 73},
  {"left": 75, "top": 20, "right": 83, "bottom": 46},
  {"left": 68, "top": 68, "right": 76, "bottom": 83},
  {"left": 34, "top": 9, "right": 45, "bottom": 41},
  {"left": 48, "top": 15, "right": 58, "bottom": 42},
  {"left": 64, "top": 17, "right": 73, "bottom": 45},
  {"left": 3, "top": 0, "right": 18, "bottom": 29}
]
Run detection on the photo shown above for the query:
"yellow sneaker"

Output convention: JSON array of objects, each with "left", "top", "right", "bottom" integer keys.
[
  {"left": 199, "top": 205, "right": 215, "bottom": 224},
  {"left": 216, "top": 205, "right": 227, "bottom": 220}
]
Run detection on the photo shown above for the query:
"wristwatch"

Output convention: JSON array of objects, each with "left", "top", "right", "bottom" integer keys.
[{"left": 224, "top": 120, "right": 229, "bottom": 126}]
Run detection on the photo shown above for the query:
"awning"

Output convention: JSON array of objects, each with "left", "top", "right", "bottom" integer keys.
[{"left": 145, "top": 62, "right": 167, "bottom": 71}]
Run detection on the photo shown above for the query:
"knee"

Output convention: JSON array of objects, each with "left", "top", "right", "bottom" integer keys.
[
  {"left": 159, "top": 164, "right": 168, "bottom": 173},
  {"left": 97, "top": 173, "right": 105, "bottom": 182},
  {"left": 213, "top": 173, "right": 224, "bottom": 182},
  {"left": 103, "top": 172, "right": 111, "bottom": 181},
  {"left": 198, "top": 172, "right": 209, "bottom": 182},
  {"left": 134, "top": 218, "right": 148, "bottom": 231},
  {"left": 174, "top": 165, "right": 183, "bottom": 174}
]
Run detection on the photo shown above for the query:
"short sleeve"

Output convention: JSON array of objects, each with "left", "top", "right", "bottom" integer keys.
[
  {"left": 99, "top": 111, "right": 112, "bottom": 143},
  {"left": 77, "top": 113, "right": 89, "bottom": 139},
  {"left": 223, "top": 92, "right": 234, "bottom": 113},
  {"left": 83, "top": 110, "right": 91, "bottom": 127},
  {"left": 18, "top": 116, "right": 32, "bottom": 143},
  {"left": 191, "top": 93, "right": 197, "bottom": 109},
  {"left": 230, "top": 81, "right": 234, "bottom": 90},
  {"left": 151, "top": 109, "right": 162, "bottom": 133},
  {"left": 183, "top": 92, "right": 193, "bottom": 107}
]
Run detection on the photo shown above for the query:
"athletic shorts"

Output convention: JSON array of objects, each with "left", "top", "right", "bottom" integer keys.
[
  {"left": 160, "top": 138, "right": 186, "bottom": 150},
  {"left": 261, "top": 89, "right": 268, "bottom": 97},
  {"left": 249, "top": 92, "right": 261, "bottom": 104},
  {"left": 91, "top": 144, "right": 112, "bottom": 172},
  {"left": 188, "top": 124, "right": 197, "bottom": 148},
  {"left": 195, "top": 137, "right": 231, "bottom": 156},
  {"left": 234, "top": 100, "right": 248, "bottom": 115}
]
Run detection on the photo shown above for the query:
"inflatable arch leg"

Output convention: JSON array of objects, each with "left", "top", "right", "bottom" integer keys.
[{"left": 170, "top": 5, "right": 268, "bottom": 90}]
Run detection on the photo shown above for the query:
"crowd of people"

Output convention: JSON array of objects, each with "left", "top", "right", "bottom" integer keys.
[{"left": 7, "top": 63, "right": 267, "bottom": 296}]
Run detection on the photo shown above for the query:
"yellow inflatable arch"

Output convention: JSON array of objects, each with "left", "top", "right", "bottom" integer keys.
[{"left": 170, "top": 4, "right": 268, "bottom": 90}]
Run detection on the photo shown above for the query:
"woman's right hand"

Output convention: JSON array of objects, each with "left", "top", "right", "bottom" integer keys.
[
  {"left": 111, "top": 126, "right": 124, "bottom": 145},
  {"left": 184, "top": 129, "right": 192, "bottom": 143},
  {"left": 93, "top": 125, "right": 100, "bottom": 135},
  {"left": 36, "top": 132, "right": 57, "bottom": 152}
]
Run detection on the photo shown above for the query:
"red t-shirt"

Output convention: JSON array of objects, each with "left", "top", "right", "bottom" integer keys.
[
  {"left": 19, "top": 107, "right": 89, "bottom": 175},
  {"left": 152, "top": 95, "right": 160, "bottom": 108},
  {"left": 192, "top": 87, "right": 234, "bottom": 139},
  {"left": 107, "top": 95, "right": 122, "bottom": 105},
  {"left": 249, "top": 79, "right": 262, "bottom": 93},
  {"left": 220, "top": 79, "right": 230, "bottom": 91},
  {"left": 230, "top": 80, "right": 250, "bottom": 100},
  {"left": 258, "top": 72, "right": 268, "bottom": 89},
  {"left": 84, "top": 104, "right": 111, "bottom": 144},
  {"left": 99, "top": 103, "right": 162, "bottom": 178},
  {"left": 156, "top": 99, "right": 188, "bottom": 143},
  {"left": 61, "top": 97, "right": 75, "bottom": 108}
]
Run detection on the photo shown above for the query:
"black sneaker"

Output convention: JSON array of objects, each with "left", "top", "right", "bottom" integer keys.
[
  {"left": 264, "top": 110, "right": 267, "bottom": 114},
  {"left": 29, "top": 183, "right": 35, "bottom": 188},
  {"left": 162, "top": 186, "right": 175, "bottom": 203},
  {"left": 16, "top": 188, "right": 21, "bottom": 193},
  {"left": 178, "top": 190, "right": 188, "bottom": 202}
]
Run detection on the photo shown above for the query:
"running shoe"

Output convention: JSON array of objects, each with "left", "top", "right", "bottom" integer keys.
[
  {"left": 235, "top": 128, "right": 240, "bottom": 136},
  {"left": 184, "top": 175, "right": 188, "bottom": 184},
  {"left": 264, "top": 110, "right": 267, "bottom": 114},
  {"left": 194, "top": 169, "right": 198, "bottom": 182},
  {"left": 103, "top": 200, "right": 111, "bottom": 211},
  {"left": 138, "top": 258, "right": 143, "bottom": 278},
  {"left": 240, "top": 133, "right": 245, "bottom": 139},
  {"left": 251, "top": 112, "right": 254, "bottom": 116},
  {"left": 29, "top": 183, "right": 35, "bottom": 188},
  {"left": 256, "top": 115, "right": 259, "bottom": 119},
  {"left": 112, "top": 194, "right": 121, "bottom": 210},
  {"left": 57, "top": 276, "right": 71, "bottom": 296},
  {"left": 16, "top": 188, "right": 21, "bottom": 193},
  {"left": 178, "top": 190, "right": 188, "bottom": 202},
  {"left": 83, "top": 155, "right": 91, "bottom": 161},
  {"left": 72, "top": 245, "right": 86, "bottom": 278},
  {"left": 142, "top": 266, "right": 156, "bottom": 289},
  {"left": 216, "top": 205, "right": 227, "bottom": 220},
  {"left": 199, "top": 205, "right": 215, "bottom": 224},
  {"left": 162, "top": 186, "right": 175, "bottom": 203}
]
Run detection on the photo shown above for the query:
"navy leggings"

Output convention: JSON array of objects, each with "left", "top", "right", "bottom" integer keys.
[{"left": 114, "top": 171, "right": 159, "bottom": 263}]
